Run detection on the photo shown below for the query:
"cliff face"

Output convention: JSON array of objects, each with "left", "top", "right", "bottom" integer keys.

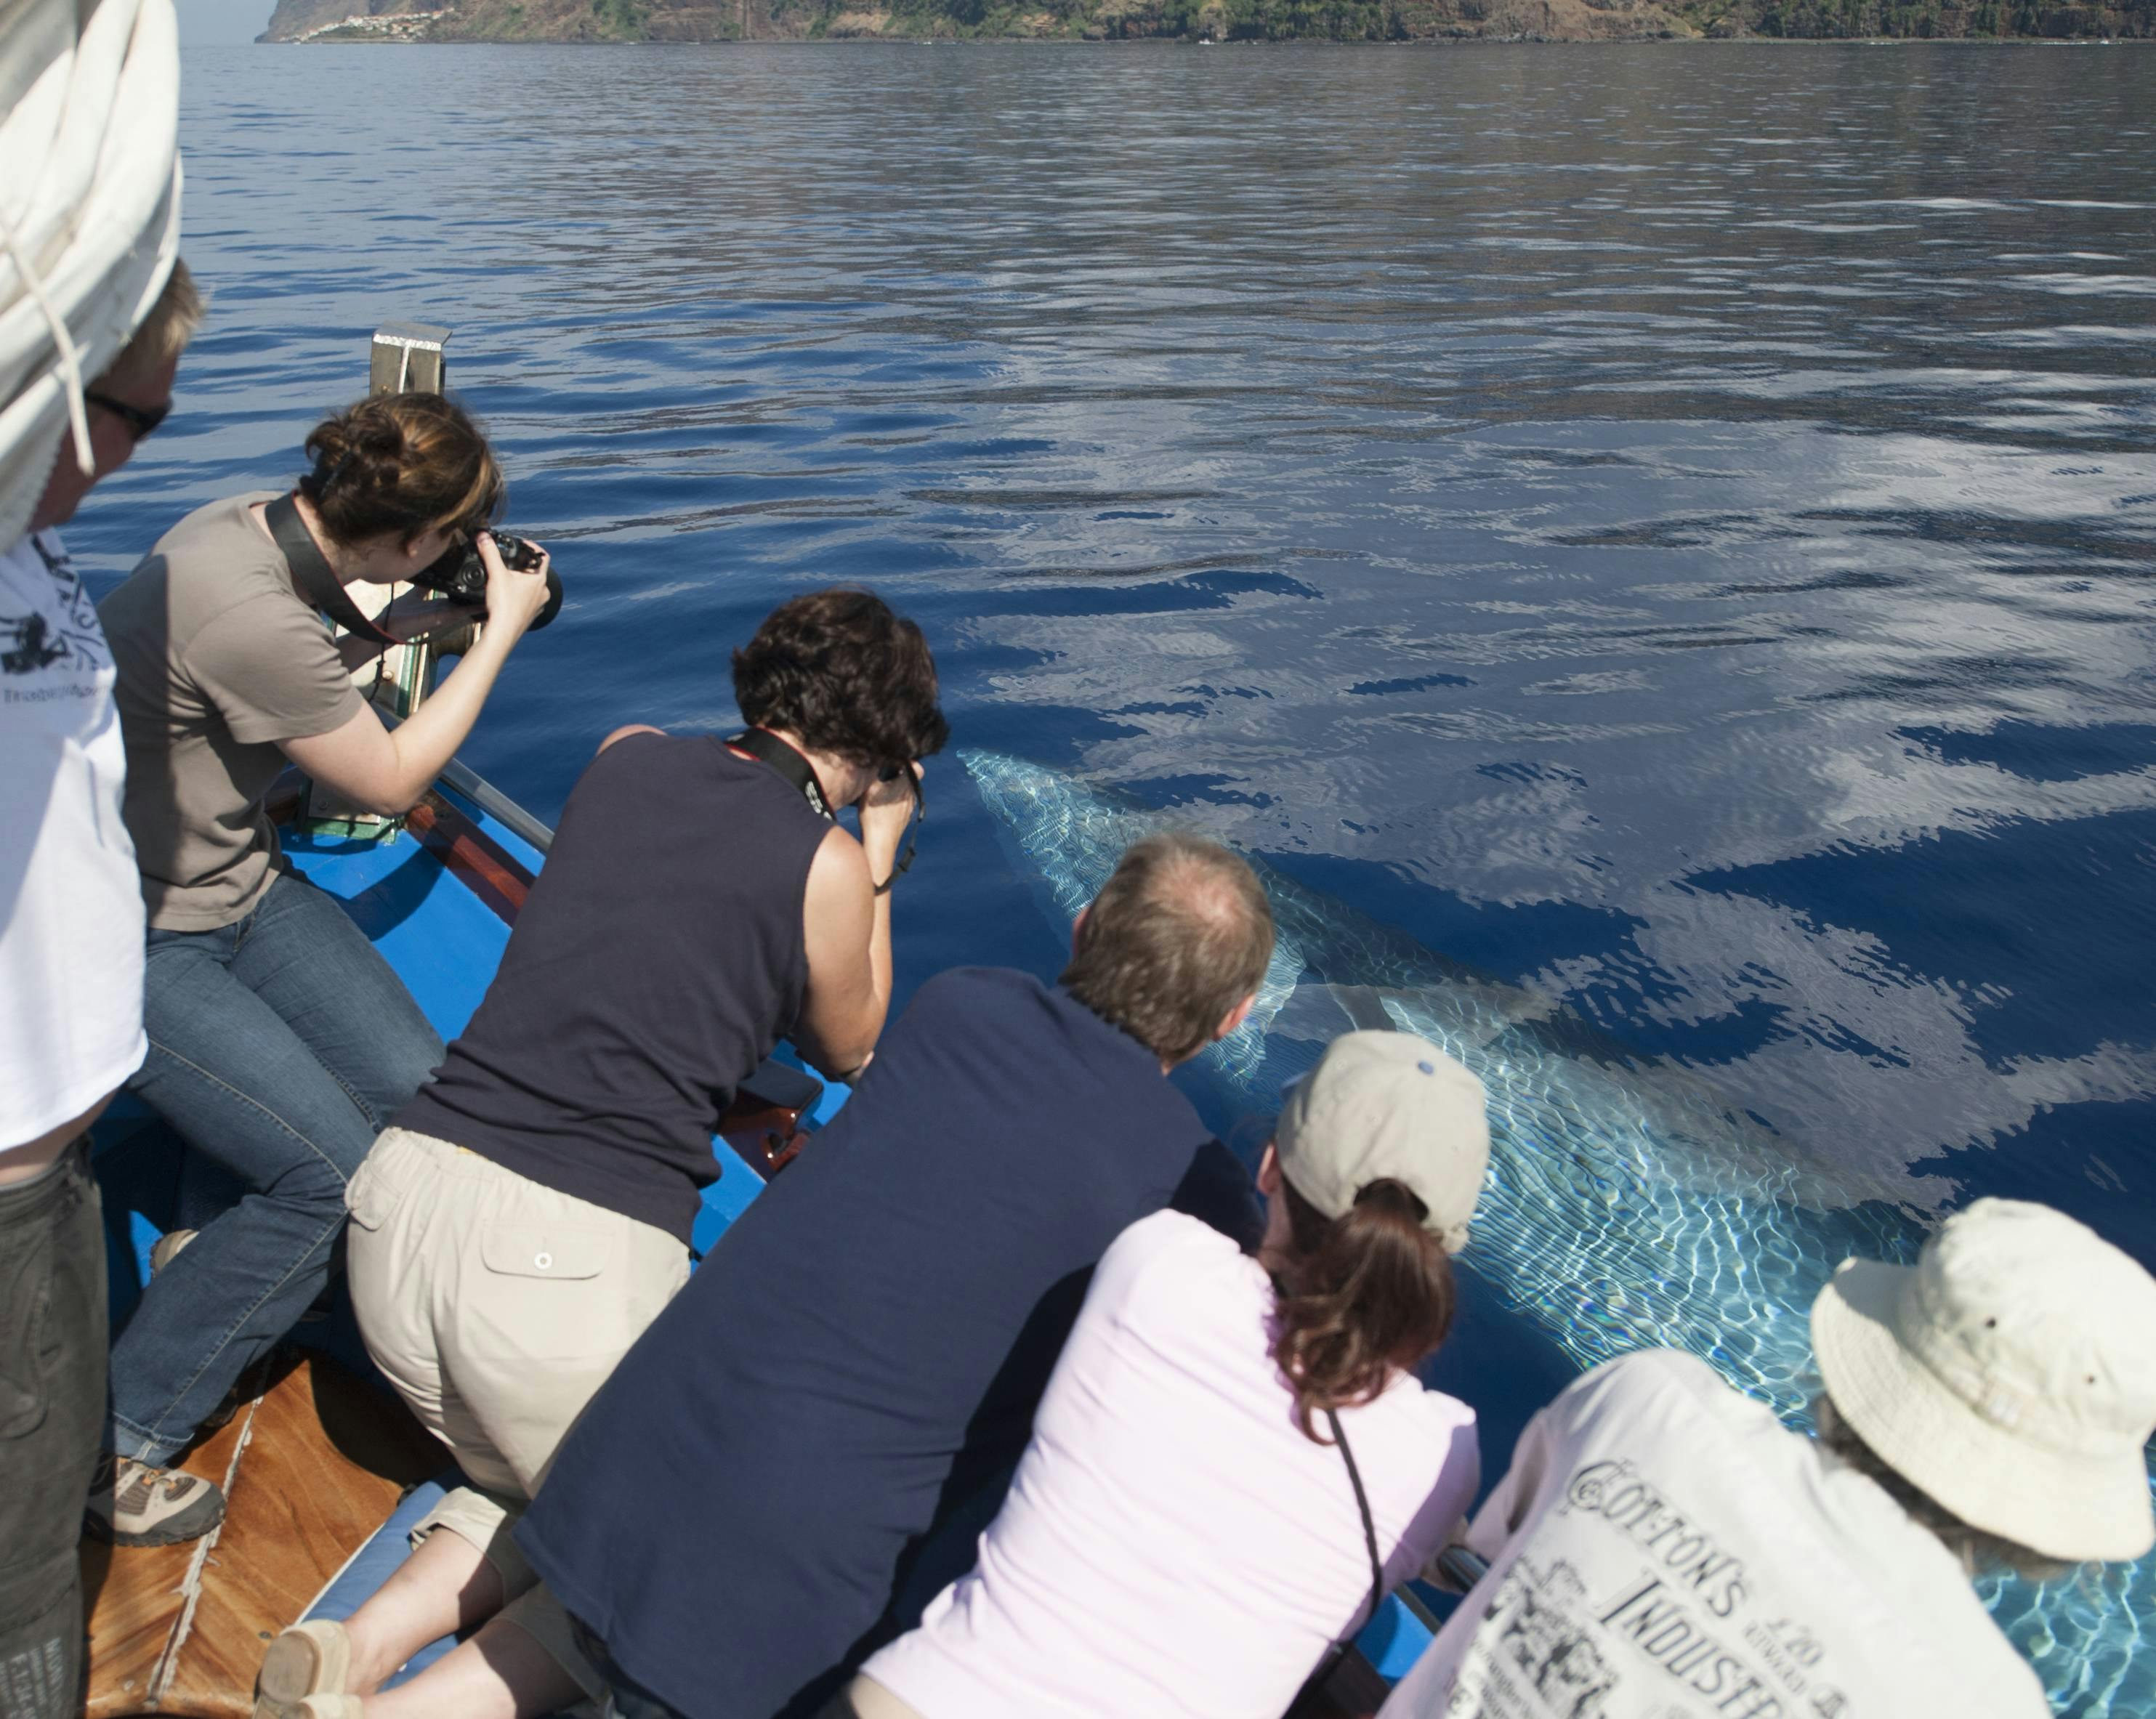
[
  {"left": 261, "top": 0, "right": 1669, "bottom": 35},
  {"left": 259, "top": 0, "right": 451, "bottom": 40},
  {"left": 262, "top": 0, "right": 2153, "bottom": 39},
  {"left": 259, "top": 0, "right": 427, "bottom": 40},
  {"left": 1711, "top": 0, "right": 2149, "bottom": 30}
]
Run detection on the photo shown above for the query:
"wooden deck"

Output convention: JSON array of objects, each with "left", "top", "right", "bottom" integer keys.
[
  {"left": 76, "top": 1340, "right": 1400, "bottom": 1719},
  {"left": 78, "top": 1069, "right": 815, "bottom": 1719},
  {"left": 82, "top": 1353, "right": 443, "bottom": 1719}
]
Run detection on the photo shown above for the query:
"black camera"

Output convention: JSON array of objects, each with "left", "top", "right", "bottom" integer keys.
[{"left": 412, "top": 531, "right": 564, "bottom": 631}]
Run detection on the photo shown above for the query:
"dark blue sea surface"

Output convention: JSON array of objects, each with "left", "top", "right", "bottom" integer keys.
[{"left": 75, "top": 39, "right": 2156, "bottom": 1713}]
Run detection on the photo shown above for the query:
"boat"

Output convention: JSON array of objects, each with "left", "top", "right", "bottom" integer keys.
[{"left": 76, "top": 323, "right": 1455, "bottom": 1719}]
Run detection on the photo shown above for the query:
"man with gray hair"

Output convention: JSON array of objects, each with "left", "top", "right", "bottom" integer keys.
[
  {"left": 0, "top": 258, "right": 201, "bottom": 1718},
  {"left": 1379, "top": 1197, "right": 2156, "bottom": 1719},
  {"left": 439, "top": 833, "right": 1277, "bottom": 1719}
]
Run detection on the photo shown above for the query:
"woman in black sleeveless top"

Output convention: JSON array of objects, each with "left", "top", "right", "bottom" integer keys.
[{"left": 256, "top": 589, "right": 946, "bottom": 1719}]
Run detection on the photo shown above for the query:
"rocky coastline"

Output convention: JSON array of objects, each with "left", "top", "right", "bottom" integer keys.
[{"left": 259, "top": 0, "right": 2152, "bottom": 42}]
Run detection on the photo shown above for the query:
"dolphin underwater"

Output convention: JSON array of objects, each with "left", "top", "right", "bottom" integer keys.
[
  {"left": 961, "top": 747, "right": 2153, "bottom": 1712},
  {"left": 962, "top": 746, "right": 1911, "bottom": 1417}
]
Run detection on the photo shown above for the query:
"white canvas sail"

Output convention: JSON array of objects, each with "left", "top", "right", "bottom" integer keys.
[{"left": 0, "top": 0, "right": 181, "bottom": 549}]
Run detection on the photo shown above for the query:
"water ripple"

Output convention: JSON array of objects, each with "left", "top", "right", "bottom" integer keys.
[{"left": 70, "top": 41, "right": 2156, "bottom": 1715}]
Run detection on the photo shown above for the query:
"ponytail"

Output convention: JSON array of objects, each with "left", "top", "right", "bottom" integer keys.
[
  {"left": 1270, "top": 1177, "right": 1456, "bottom": 1442},
  {"left": 299, "top": 392, "right": 504, "bottom": 549}
]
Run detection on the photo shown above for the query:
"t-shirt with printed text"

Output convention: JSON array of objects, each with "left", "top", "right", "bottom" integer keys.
[
  {"left": 1377, "top": 1349, "right": 2048, "bottom": 1719},
  {"left": 0, "top": 530, "right": 145, "bottom": 1144}
]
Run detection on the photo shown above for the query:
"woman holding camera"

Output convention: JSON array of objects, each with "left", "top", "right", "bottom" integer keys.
[
  {"left": 94, "top": 392, "right": 553, "bottom": 1546},
  {"left": 253, "top": 587, "right": 945, "bottom": 1719}
]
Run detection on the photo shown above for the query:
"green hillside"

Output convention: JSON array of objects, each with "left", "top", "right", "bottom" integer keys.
[{"left": 265, "top": 0, "right": 2155, "bottom": 41}]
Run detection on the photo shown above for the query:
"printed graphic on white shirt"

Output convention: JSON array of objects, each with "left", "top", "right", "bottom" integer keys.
[
  {"left": 3, "top": 534, "right": 111, "bottom": 697},
  {"left": 0, "top": 529, "right": 146, "bottom": 1146},
  {"left": 1382, "top": 1355, "right": 2045, "bottom": 1719},
  {"left": 1446, "top": 1457, "right": 1848, "bottom": 1719}
]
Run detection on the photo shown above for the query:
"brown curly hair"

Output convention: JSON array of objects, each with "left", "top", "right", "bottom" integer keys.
[
  {"left": 299, "top": 392, "right": 504, "bottom": 549},
  {"left": 732, "top": 588, "right": 948, "bottom": 774},
  {"left": 1271, "top": 1176, "right": 1457, "bottom": 1442}
]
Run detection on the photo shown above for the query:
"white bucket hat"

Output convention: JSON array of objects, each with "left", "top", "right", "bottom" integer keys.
[
  {"left": 1811, "top": 1197, "right": 2156, "bottom": 1563},
  {"left": 1273, "top": 1031, "right": 1490, "bottom": 1254}
]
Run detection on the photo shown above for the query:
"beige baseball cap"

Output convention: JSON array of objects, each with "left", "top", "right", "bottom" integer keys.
[
  {"left": 1812, "top": 1197, "right": 2156, "bottom": 1563},
  {"left": 1274, "top": 1031, "right": 1490, "bottom": 1254}
]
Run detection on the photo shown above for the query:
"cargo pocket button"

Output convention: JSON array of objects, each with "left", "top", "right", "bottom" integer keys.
[{"left": 535, "top": 1252, "right": 553, "bottom": 1271}]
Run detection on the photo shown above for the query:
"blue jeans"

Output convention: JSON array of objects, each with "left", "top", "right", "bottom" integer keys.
[{"left": 112, "top": 870, "right": 443, "bottom": 1464}]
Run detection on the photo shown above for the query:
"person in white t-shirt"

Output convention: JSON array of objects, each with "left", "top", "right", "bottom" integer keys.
[
  {"left": 839, "top": 1030, "right": 1493, "bottom": 1719},
  {"left": 0, "top": 259, "right": 201, "bottom": 1719},
  {"left": 1381, "top": 1197, "right": 2156, "bottom": 1719}
]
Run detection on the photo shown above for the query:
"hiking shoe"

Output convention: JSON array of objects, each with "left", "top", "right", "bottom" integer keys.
[
  {"left": 84, "top": 1455, "right": 225, "bottom": 1545},
  {"left": 148, "top": 1228, "right": 198, "bottom": 1275},
  {"left": 255, "top": 1619, "right": 353, "bottom": 1719}
]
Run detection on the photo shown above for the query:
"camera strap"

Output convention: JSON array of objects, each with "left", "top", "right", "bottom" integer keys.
[
  {"left": 267, "top": 491, "right": 395, "bottom": 647},
  {"left": 726, "top": 728, "right": 832, "bottom": 820},
  {"left": 1288, "top": 1407, "right": 1386, "bottom": 1704}
]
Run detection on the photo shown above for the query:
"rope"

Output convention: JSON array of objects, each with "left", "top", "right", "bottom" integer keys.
[{"left": 0, "top": 204, "right": 94, "bottom": 479}]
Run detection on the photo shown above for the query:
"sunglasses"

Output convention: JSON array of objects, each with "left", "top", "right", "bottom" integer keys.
[{"left": 86, "top": 390, "right": 172, "bottom": 443}]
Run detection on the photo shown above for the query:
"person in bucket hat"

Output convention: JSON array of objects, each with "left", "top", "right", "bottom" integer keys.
[
  {"left": 1380, "top": 1197, "right": 2156, "bottom": 1719},
  {"left": 1812, "top": 1197, "right": 2156, "bottom": 1565},
  {"left": 828, "top": 1030, "right": 1491, "bottom": 1719}
]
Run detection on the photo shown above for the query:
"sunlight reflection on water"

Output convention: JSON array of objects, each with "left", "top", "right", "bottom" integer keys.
[{"left": 73, "top": 41, "right": 2156, "bottom": 1713}]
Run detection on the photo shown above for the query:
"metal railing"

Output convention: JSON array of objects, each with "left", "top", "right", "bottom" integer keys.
[
  {"left": 1429, "top": 1544, "right": 1491, "bottom": 1595},
  {"left": 440, "top": 756, "right": 555, "bottom": 854}
]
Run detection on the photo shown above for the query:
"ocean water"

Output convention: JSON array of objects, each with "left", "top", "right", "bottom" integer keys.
[{"left": 72, "top": 39, "right": 2156, "bottom": 1713}]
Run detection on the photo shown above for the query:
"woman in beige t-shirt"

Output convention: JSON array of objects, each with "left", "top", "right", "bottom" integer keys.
[{"left": 92, "top": 392, "right": 553, "bottom": 1545}]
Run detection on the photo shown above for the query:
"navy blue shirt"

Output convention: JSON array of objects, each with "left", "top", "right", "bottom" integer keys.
[
  {"left": 395, "top": 733, "right": 828, "bottom": 1244},
  {"left": 518, "top": 967, "right": 1219, "bottom": 1719}
]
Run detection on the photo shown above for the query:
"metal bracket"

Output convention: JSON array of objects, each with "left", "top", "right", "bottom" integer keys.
[{"left": 368, "top": 321, "right": 451, "bottom": 396}]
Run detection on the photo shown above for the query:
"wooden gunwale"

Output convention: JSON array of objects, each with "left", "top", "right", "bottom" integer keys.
[{"left": 403, "top": 790, "right": 529, "bottom": 923}]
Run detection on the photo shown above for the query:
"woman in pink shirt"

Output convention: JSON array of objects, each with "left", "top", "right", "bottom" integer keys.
[{"left": 837, "top": 1030, "right": 1491, "bottom": 1719}]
